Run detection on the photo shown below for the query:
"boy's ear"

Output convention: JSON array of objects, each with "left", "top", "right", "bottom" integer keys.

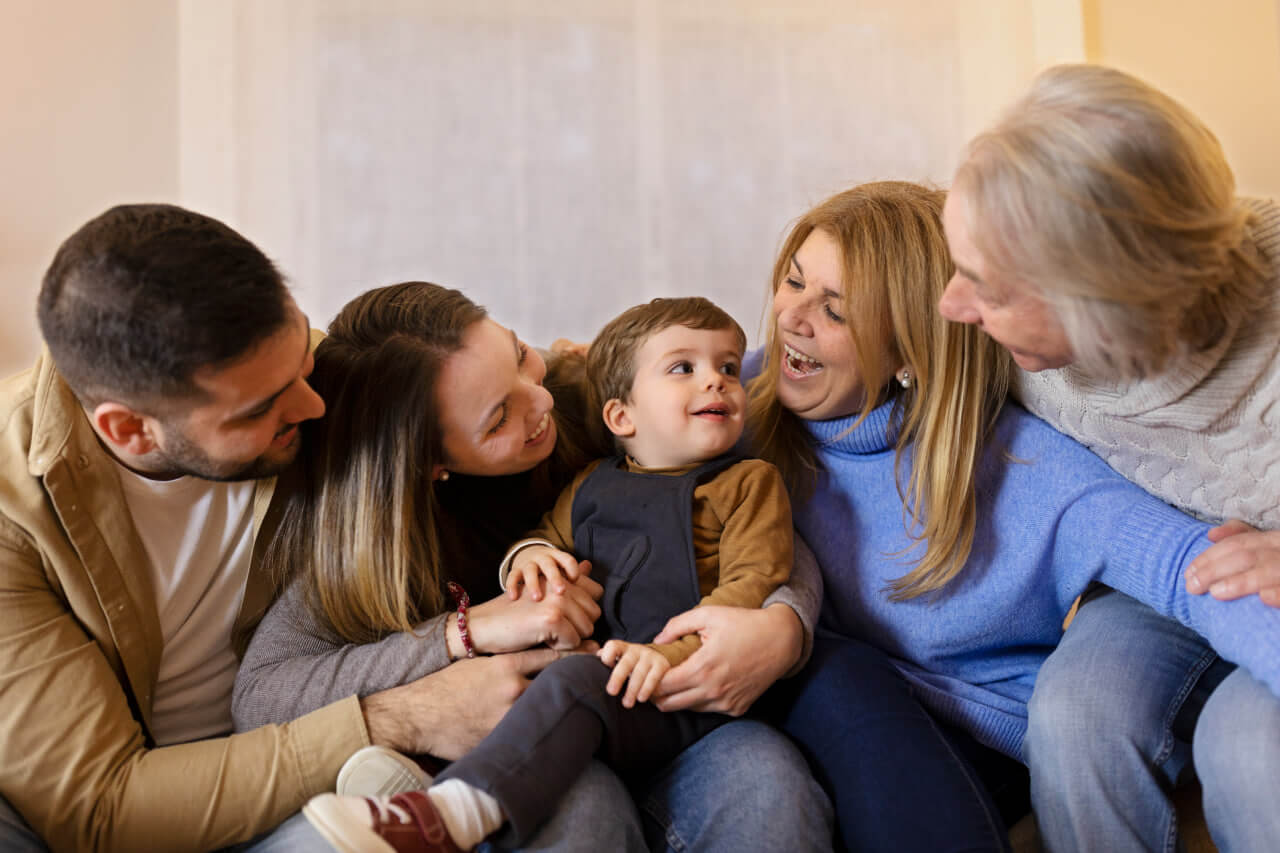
[
  {"left": 601, "top": 398, "right": 635, "bottom": 439},
  {"left": 92, "top": 402, "right": 160, "bottom": 456}
]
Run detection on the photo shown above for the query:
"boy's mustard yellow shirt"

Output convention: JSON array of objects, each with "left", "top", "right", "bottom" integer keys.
[
  {"left": 0, "top": 349, "right": 368, "bottom": 853},
  {"left": 531, "top": 455, "right": 794, "bottom": 666}
]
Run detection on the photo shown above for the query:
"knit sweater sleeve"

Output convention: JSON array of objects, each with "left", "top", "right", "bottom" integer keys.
[
  {"left": 1058, "top": 477, "right": 1280, "bottom": 697},
  {"left": 231, "top": 576, "right": 452, "bottom": 731}
]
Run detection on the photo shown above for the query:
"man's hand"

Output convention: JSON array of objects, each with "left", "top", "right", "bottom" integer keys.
[
  {"left": 598, "top": 640, "right": 670, "bottom": 708},
  {"left": 1186, "top": 520, "right": 1280, "bottom": 607},
  {"left": 468, "top": 565, "right": 602, "bottom": 652},
  {"left": 650, "top": 604, "right": 801, "bottom": 716},
  {"left": 361, "top": 648, "right": 559, "bottom": 759}
]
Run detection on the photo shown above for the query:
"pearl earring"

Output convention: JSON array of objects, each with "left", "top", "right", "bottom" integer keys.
[
  {"left": 897, "top": 368, "right": 913, "bottom": 389},
  {"left": 438, "top": 470, "right": 450, "bottom": 482}
]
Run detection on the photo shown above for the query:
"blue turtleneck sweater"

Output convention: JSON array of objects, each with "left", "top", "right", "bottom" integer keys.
[{"left": 745, "top": 356, "right": 1280, "bottom": 759}]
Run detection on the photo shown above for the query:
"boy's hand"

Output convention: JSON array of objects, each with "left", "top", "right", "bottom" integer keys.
[
  {"left": 598, "top": 640, "right": 670, "bottom": 708},
  {"left": 509, "top": 546, "right": 584, "bottom": 600}
]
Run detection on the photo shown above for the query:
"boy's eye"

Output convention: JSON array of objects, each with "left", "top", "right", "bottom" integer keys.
[
  {"left": 517, "top": 342, "right": 529, "bottom": 365},
  {"left": 720, "top": 362, "right": 739, "bottom": 376},
  {"left": 668, "top": 361, "right": 693, "bottom": 375}
]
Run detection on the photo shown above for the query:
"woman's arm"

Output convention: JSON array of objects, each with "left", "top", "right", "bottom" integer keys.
[
  {"left": 648, "top": 534, "right": 822, "bottom": 715},
  {"left": 1080, "top": 487, "right": 1280, "bottom": 696},
  {"left": 231, "top": 577, "right": 453, "bottom": 731},
  {"left": 232, "top": 570, "right": 604, "bottom": 731}
]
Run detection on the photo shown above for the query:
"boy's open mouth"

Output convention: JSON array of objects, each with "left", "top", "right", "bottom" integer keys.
[
  {"left": 784, "top": 343, "right": 824, "bottom": 376},
  {"left": 693, "top": 405, "right": 730, "bottom": 418}
]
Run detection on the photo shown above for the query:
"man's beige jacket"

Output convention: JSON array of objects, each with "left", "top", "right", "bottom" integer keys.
[{"left": 0, "top": 351, "right": 368, "bottom": 852}]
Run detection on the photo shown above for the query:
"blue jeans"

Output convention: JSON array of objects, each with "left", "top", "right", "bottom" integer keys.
[
  {"left": 1025, "top": 588, "right": 1280, "bottom": 853},
  {"left": 769, "top": 633, "right": 1013, "bottom": 852},
  {"left": 636, "top": 718, "right": 834, "bottom": 852}
]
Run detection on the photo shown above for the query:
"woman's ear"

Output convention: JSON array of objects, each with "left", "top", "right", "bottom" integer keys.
[
  {"left": 92, "top": 402, "right": 158, "bottom": 456},
  {"left": 601, "top": 398, "right": 635, "bottom": 439}
]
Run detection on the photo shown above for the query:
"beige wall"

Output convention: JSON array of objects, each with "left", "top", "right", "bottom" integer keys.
[
  {"left": 0, "top": 0, "right": 179, "bottom": 375},
  {"left": 178, "top": 0, "right": 1042, "bottom": 351},
  {"left": 1085, "top": 0, "right": 1280, "bottom": 198},
  {"left": 3, "top": 1, "right": 1278, "bottom": 378}
]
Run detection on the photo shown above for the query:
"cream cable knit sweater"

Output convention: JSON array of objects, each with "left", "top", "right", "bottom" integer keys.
[{"left": 1015, "top": 197, "right": 1280, "bottom": 530}]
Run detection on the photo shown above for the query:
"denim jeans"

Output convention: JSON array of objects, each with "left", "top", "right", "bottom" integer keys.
[
  {"left": 767, "top": 632, "right": 1014, "bottom": 853},
  {"left": 636, "top": 718, "right": 834, "bottom": 852},
  {"left": 1025, "top": 588, "right": 1280, "bottom": 853}
]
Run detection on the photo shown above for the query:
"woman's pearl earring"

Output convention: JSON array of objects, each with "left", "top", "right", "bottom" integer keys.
[
  {"left": 897, "top": 367, "right": 913, "bottom": 389},
  {"left": 438, "top": 470, "right": 450, "bottom": 482}
]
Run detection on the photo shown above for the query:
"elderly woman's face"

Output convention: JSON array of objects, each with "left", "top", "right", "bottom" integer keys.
[
  {"left": 434, "top": 318, "right": 558, "bottom": 477},
  {"left": 771, "top": 228, "right": 871, "bottom": 421},
  {"left": 939, "top": 189, "right": 1074, "bottom": 372}
]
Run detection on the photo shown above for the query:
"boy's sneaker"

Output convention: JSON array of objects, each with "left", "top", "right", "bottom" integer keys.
[
  {"left": 303, "top": 790, "right": 462, "bottom": 853},
  {"left": 336, "top": 745, "right": 432, "bottom": 798}
]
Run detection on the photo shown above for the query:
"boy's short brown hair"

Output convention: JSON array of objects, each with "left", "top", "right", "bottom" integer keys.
[{"left": 586, "top": 297, "right": 747, "bottom": 415}]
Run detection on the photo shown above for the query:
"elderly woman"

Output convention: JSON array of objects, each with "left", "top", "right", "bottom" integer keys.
[{"left": 939, "top": 63, "right": 1280, "bottom": 851}]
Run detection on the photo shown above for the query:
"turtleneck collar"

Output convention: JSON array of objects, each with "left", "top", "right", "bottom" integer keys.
[{"left": 801, "top": 398, "right": 901, "bottom": 455}]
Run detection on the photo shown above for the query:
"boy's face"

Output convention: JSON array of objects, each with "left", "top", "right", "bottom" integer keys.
[{"left": 606, "top": 324, "right": 745, "bottom": 468}]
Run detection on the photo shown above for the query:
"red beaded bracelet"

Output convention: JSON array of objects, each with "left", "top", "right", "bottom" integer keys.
[{"left": 447, "top": 581, "right": 476, "bottom": 659}]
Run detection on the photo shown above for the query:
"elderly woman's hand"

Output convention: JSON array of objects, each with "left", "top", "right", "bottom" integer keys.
[
  {"left": 1186, "top": 520, "right": 1280, "bottom": 607},
  {"left": 647, "top": 603, "right": 803, "bottom": 716},
  {"left": 467, "top": 564, "right": 603, "bottom": 652}
]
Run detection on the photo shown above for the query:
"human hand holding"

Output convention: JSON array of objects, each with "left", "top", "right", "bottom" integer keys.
[
  {"left": 467, "top": 564, "right": 602, "bottom": 652},
  {"left": 598, "top": 640, "right": 671, "bottom": 708},
  {"left": 1186, "top": 520, "right": 1280, "bottom": 607},
  {"left": 361, "top": 647, "right": 560, "bottom": 759},
  {"left": 508, "top": 546, "right": 583, "bottom": 601},
  {"left": 650, "top": 604, "right": 802, "bottom": 715}
]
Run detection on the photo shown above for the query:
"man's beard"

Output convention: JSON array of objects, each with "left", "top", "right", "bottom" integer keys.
[{"left": 149, "top": 422, "right": 300, "bottom": 482}]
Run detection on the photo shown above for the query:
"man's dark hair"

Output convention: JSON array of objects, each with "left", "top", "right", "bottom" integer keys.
[{"left": 37, "top": 203, "right": 292, "bottom": 409}]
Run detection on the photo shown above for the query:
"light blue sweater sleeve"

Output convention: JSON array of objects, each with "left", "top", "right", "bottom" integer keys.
[
  {"left": 1022, "top": 419, "right": 1280, "bottom": 696},
  {"left": 1094, "top": 491, "right": 1280, "bottom": 695}
]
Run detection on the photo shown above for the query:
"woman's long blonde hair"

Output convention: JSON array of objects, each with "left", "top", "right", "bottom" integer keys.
[
  {"left": 262, "top": 282, "right": 603, "bottom": 644},
  {"left": 748, "top": 182, "right": 1014, "bottom": 599}
]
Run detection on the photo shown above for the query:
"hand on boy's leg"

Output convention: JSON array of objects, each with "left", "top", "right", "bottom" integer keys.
[
  {"left": 598, "top": 641, "right": 671, "bottom": 708},
  {"left": 508, "top": 546, "right": 583, "bottom": 600}
]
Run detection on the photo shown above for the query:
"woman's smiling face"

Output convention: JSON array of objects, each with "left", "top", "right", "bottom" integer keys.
[
  {"left": 771, "top": 228, "right": 869, "bottom": 421},
  {"left": 434, "top": 318, "right": 558, "bottom": 477}
]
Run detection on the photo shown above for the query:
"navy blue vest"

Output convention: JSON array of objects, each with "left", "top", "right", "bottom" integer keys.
[{"left": 570, "top": 453, "right": 743, "bottom": 644}]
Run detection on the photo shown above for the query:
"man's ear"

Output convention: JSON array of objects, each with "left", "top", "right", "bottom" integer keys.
[
  {"left": 601, "top": 398, "right": 635, "bottom": 439},
  {"left": 92, "top": 402, "right": 160, "bottom": 456}
]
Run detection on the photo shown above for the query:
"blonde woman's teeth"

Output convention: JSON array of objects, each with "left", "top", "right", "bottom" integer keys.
[{"left": 784, "top": 343, "right": 823, "bottom": 374}]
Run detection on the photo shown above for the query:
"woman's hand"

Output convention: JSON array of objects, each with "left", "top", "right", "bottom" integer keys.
[
  {"left": 1186, "top": 520, "right": 1280, "bottom": 607},
  {"left": 649, "top": 603, "right": 803, "bottom": 715},
  {"left": 466, "top": 566, "right": 603, "bottom": 652}
]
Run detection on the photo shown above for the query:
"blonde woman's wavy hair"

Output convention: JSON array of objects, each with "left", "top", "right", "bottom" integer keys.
[
  {"left": 748, "top": 182, "right": 1013, "bottom": 599},
  {"left": 954, "top": 63, "right": 1267, "bottom": 378}
]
